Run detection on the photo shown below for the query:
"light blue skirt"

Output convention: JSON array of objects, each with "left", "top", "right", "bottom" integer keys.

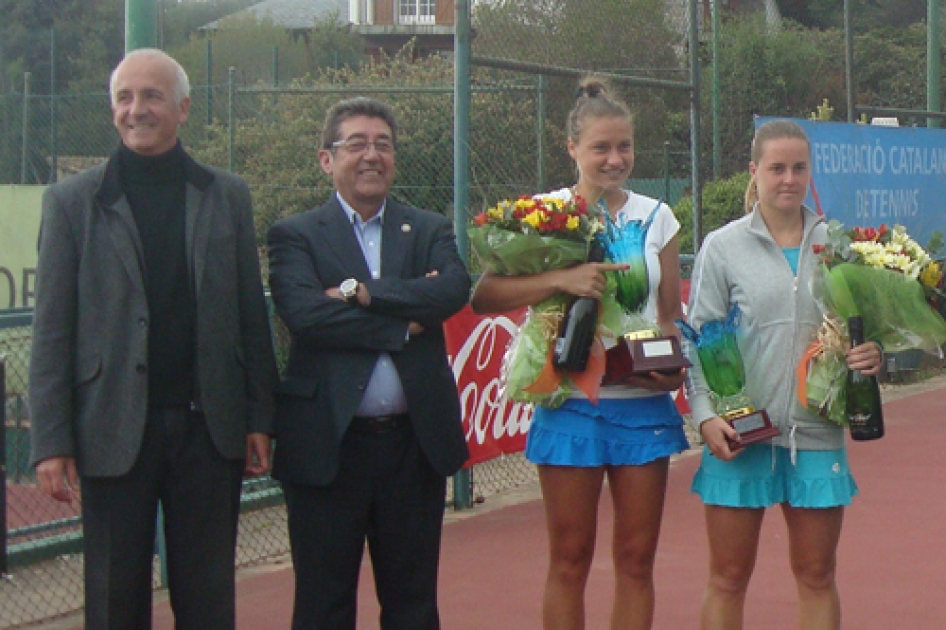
[
  {"left": 691, "top": 443, "right": 859, "bottom": 508},
  {"left": 526, "top": 395, "right": 690, "bottom": 467}
]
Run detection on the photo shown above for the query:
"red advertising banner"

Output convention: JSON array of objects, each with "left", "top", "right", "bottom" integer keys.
[
  {"left": 445, "top": 278, "right": 693, "bottom": 466},
  {"left": 444, "top": 305, "right": 533, "bottom": 466}
]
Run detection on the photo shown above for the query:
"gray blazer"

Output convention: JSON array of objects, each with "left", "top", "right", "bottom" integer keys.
[{"left": 29, "top": 149, "right": 277, "bottom": 477}]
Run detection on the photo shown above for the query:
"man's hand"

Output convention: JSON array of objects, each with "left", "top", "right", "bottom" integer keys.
[
  {"left": 325, "top": 282, "right": 371, "bottom": 306},
  {"left": 245, "top": 433, "right": 272, "bottom": 476},
  {"left": 36, "top": 456, "right": 80, "bottom": 503}
]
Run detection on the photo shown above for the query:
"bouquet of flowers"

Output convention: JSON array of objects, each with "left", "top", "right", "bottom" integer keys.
[
  {"left": 797, "top": 221, "right": 946, "bottom": 425},
  {"left": 470, "top": 194, "right": 630, "bottom": 407},
  {"left": 470, "top": 195, "right": 602, "bottom": 275}
]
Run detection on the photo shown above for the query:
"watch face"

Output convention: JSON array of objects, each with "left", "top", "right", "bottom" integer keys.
[{"left": 340, "top": 278, "right": 358, "bottom": 298}]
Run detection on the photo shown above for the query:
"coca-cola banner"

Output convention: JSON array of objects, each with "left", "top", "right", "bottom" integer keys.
[
  {"left": 444, "top": 306, "right": 533, "bottom": 466},
  {"left": 445, "top": 279, "right": 692, "bottom": 467}
]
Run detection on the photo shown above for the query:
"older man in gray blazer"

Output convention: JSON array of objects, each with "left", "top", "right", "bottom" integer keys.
[{"left": 29, "top": 49, "right": 276, "bottom": 630}]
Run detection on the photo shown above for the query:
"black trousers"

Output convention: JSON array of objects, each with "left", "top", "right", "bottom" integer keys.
[
  {"left": 80, "top": 407, "right": 244, "bottom": 630},
  {"left": 283, "top": 422, "right": 447, "bottom": 630}
]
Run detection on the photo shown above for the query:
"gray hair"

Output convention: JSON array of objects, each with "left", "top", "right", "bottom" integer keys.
[{"left": 109, "top": 48, "right": 191, "bottom": 106}]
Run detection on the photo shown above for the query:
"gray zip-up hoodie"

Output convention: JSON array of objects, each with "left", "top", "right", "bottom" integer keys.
[{"left": 684, "top": 204, "right": 844, "bottom": 452}]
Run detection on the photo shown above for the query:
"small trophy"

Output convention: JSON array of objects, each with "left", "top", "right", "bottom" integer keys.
[
  {"left": 599, "top": 200, "right": 690, "bottom": 380},
  {"left": 677, "top": 306, "right": 780, "bottom": 449}
]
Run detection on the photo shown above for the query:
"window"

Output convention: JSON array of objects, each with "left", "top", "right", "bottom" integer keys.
[{"left": 398, "top": 0, "right": 435, "bottom": 24}]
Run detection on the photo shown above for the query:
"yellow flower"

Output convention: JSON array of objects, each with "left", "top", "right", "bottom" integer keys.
[
  {"left": 487, "top": 206, "right": 505, "bottom": 221},
  {"left": 920, "top": 261, "right": 943, "bottom": 289},
  {"left": 522, "top": 210, "right": 546, "bottom": 229},
  {"left": 565, "top": 216, "right": 580, "bottom": 230}
]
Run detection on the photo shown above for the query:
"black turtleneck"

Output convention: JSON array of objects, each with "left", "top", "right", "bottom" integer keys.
[{"left": 118, "top": 141, "right": 196, "bottom": 408}]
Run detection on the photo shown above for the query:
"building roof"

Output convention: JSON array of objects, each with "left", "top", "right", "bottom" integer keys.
[{"left": 202, "top": 0, "right": 350, "bottom": 30}]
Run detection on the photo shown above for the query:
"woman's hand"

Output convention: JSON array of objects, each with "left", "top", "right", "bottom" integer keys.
[
  {"left": 623, "top": 368, "right": 686, "bottom": 392},
  {"left": 846, "top": 340, "right": 883, "bottom": 376},
  {"left": 700, "top": 416, "right": 742, "bottom": 461},
  {"left": 555, "top": 262, "right": 628, "bottom": 300}
]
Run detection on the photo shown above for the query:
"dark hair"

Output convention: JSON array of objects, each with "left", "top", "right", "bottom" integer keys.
[
  {"left": 745, "top": 119, "right": 811, "bottom": 213},
  {"left": 321, "top": 97, "right": 398, "bottom": 149},
  {"left": 565, "top": 76, "right": 633, "bottom": 144}
]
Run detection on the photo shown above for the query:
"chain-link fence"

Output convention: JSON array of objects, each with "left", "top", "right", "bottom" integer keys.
[{"left": 1, "top": 303, "right": 540, "bottom": 629}]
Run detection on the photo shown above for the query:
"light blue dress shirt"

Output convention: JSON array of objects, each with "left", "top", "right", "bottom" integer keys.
[{"left": 337, "top": 193, "right": 409, "bottom": 417}]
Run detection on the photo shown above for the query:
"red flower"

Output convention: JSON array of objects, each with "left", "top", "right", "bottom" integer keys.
[
  {"left": 473, "top": 212, "right": 489, "bottom": 226},
  {"left": 812, "top": 244, "right": 825, "bottom": 254},
  {"left": 547, "top": 212, "right": 568, "bottom": 231},
  {"left": 574, "top": 196, "right": 588, "bottom": 215}
]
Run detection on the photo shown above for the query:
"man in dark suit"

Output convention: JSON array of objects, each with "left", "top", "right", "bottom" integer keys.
[
  {"left": 29, "top": 49, "right": 276, "bottom": 630},
  {"left": 267, "top": 97, "right": 470, "bottom": 630}
]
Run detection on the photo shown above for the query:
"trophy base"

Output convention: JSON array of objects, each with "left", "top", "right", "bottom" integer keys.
[
  {"left": 722, "top": 407, "right": 780, "bottom": 451},
  {"left": 602, "top": 334, "right": 691, "bottom": 385}
]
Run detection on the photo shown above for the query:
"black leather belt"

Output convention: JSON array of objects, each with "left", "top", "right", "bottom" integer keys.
[{"left": 349, "top": 413, "right": 410, "bottom": 434}]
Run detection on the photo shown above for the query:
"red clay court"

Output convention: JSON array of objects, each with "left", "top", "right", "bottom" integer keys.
[{"left": 40, "top": 380, "right": 946, "bottom": 629}]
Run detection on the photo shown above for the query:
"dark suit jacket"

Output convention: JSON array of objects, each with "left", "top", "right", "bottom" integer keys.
[
  {"left": 267, "top": 196, "right": 470, "bottom": 486},
  {"left": 29, "top": 149, "right": 277, "bottom": 477}
]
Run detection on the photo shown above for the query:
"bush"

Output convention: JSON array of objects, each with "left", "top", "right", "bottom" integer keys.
[{"left": 673, "top": 171, "right": 751, "bottom": 254}]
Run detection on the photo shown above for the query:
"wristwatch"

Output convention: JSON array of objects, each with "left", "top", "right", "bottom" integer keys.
[{"left": 339, "top": 278, "right": 359, "bottom": 304}]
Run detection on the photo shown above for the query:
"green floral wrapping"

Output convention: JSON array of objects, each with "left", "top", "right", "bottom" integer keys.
[
  {"left": 804, "top": 262, "right": 946, "bottom": 424},
  {"left": 495, "top": 272, "right": 637, "bottom": 409},
  {"left": 469, "top": 224, "right": 590, "bottom": 275},
  {"left": 499, "top": 295, "right": 572, "bottom": 408}
]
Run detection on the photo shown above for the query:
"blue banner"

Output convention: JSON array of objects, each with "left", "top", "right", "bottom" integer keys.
[{"left": 757, "top": 117, "right": 946, "bottom": 249}]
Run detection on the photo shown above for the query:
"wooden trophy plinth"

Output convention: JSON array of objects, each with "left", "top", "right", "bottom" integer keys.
[
  {"left": 602, "top": 332, "right": 691, "bottom": 385},
  {"left": 722, "top": 407, "right": 780, "bottom": 451}
]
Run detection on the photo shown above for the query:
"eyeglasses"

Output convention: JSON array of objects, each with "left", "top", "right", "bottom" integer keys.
[{"left": 330, "top": 137, "right": 396, "bottom": 155}]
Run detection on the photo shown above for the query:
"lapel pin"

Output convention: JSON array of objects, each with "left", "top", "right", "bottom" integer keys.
[{"left": 401, "top": 223, "right": 411, "bottom": 233}]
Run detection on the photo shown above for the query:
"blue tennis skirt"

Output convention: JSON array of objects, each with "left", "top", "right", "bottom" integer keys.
[
  {"left": 525, "top": 395, "right": 690, "bottom": 467},
  {"left": 691, "top": 443, "right": 859, "bottom": 509}
]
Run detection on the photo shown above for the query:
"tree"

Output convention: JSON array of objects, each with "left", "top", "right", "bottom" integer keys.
[
  {"left": 187, "top": 45, "right": 568, "bottom": 255},
  {"left": 471, "top": 0, "right": 690, "bottom": 181},
  {"left": 168, "top": 14, "right": 366, "bottom": 88},
  {"left": 0, "top": 0, "right": 125, "bottom": 94},
  {"left": 160, "top": 0, "right": 260, "bottom": 49},
  {"left": 699, "top": 14, "right": 847, "bottom": 178},
  {"left": 775, "top": 0, "right": 928, "bottom": 30}
]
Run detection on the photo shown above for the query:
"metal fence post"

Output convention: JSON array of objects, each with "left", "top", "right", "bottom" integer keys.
[
  {"left": 711, "top": 0, "right": 720, "bottom": 180},
  {"left": 688, "top": 0, "right": 702, "bottom": 253},
  {"left": 928, "top": 0, "right": 941, "bottom": 129},
  {"left": 663, "top": 141, "right": 671, "bottom": 202},
  {"left": 452, "top": 0, "right": 473, "bottom": 511},
  {"left": 228, "top": 67, "right": 235, "bottom": 172},
  {"left": 1, "top": 355, "right": 8, "bottom": 575},
  {"left": 20, "top": 72, "right": 30, "bottom": 185},
  {"left": 49, "top": 27, "right": 58, "bottom": 184},
  {"left": 154, "top": 504, "right": 168, "bottom": 588},
  {"left": 206, "top": 39, "right": 213, "bottom": 126},
  {"left": 535, "top": 74, "right": 546, "bottom": 193}
]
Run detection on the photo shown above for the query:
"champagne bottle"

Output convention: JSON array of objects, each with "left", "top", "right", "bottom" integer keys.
[
  {"left": 553, "top": 240, "right": 605, "bottom": 372},
  {"left": 846, "top": 316, "right": 885, "bottom": 441}
]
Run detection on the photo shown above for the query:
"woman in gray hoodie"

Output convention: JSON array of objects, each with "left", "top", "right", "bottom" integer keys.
[{"left": 684, "top": 119, "right": 882, "bottom": 630}]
